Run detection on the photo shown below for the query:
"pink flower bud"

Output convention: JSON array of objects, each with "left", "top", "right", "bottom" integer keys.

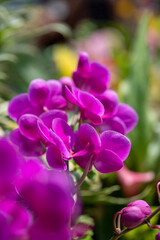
[
  {"left": 128, "top": 200, "right": 152, "bottom": 217},
  {"left": 121, "top": 206, "right": 145, "bottom": 228},
  {"left": 156, "top": 232, "right": 160, "bottom": 240}
]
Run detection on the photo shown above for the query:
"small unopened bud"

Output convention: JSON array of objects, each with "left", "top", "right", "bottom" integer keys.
[
  {"left": 128, "top": 200, "right": 152, "bottom": 216},
  {"left": 155, "top": 232, "right": 160, "bottom": 240},
  {"left": 121, "top": 206, "right": 145, "bottom": 228}
]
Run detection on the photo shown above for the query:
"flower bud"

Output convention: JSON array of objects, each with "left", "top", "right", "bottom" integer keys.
[
  {"left": 128, "top": 200, "right": 152, "bottom": 217},
  {"left": 121, "top": 206, "right": 145, "bottom": 228},
  {"left": 155, "top": 232, "right": 160, "bottom": 240}
]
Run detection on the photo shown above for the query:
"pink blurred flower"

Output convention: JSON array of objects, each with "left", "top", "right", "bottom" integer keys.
[{"left": 116, "top": 165, "right": 154, "bottom": 197}]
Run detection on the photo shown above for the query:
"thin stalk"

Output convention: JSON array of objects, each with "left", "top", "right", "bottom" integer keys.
[
  {"left": 110, "top": 206, "right": 160, "bottom": 240},
  {"left": 74, "top": 156, "right": 92, "bottom": 193},
  {"left": 146, "top": 221, "right": 160, "bottom": 230},
  {"left": 113, "top": 211, "right": 122, "bottom": 233},
  {"left": 157, "top": 181, "right": 160, "bottom": 203}
]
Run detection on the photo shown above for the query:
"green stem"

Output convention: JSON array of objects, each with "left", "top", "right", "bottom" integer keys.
[
  {"left": 110, "top": 206, "right": 160, "bottom": 240},
  {"left": 74, "top": 156, "right": 92, "bottom": 193}
]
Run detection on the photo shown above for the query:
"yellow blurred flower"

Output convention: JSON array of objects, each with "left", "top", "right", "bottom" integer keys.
[
  {"left": 53, "top": 45, "right": 78, "bottom": 77},
  {"left": 115, "top": 0, "right": 135, "bottom": 19}
]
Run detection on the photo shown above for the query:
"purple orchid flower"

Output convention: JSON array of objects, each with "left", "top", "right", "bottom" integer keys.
[
  {"left": 73, "top": 52, "right": 110, "bottom": 94},
  {"left": 37, "top": 118, "right": 76, "bottom": 170},
  {"left": 9, "top": 109, "right": 68, "bottom": 158},
  {"left": 0, "top": 200, "right": 32, "bottom": 239},
  {"left": 73, "top": 123, "right": 131, "bottom": 173},
  {"left": 8, "top": 79, "right": 66, "bottom": 121},
  {"left": 64, "top": 86, "right": 104, "bottom": 125},
  {"left": 15, "top": 159, "right": 74, "bottom": 240}
]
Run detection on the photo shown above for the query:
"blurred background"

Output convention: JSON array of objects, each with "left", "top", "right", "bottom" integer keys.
[{"left": 1, "top": 0, "right": 160, "bottom": 239}]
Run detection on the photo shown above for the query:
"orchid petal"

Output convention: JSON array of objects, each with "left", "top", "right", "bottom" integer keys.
[
  {"left": 90, "top": 62, "right": 110, "bottom": 93},
  {"left": 99, "top": 90, "right": 118, "bottom": 118},
  {"left": 28, "top": 79, "right": 49, "bottom": 107},
  {"left": 46, "top": 145, "right": 66, "bottom": 170},
  {"left": 52, "top": 118, "right": 75, "bottom": 147},
  {"left": 94, "top": 149, "right": 123, "bottom": 173},
  {"left": 78, "top": 90, "right": 104, "bottom": 116},
  {"left": 78, "top": 124, "right": 101, "bottom": 151},
  {"left": 8, "top": 93, "right": 31, "bottom": 121},
  {"left": 100, "top": 130, "right": 131, "bottom": 161},
  {"left": 40, "top": 110, "right": 67, "bottom": 128},
  {"left": 98, "top": 117, "right": 126, "bottom": 135},
  {"left": 64, "top": 86, "right": 79, "bottom": 106},
  {"left": 19, "top": 114, "right": 41, "bottom": 140},
  {"left": 116, "top": 103, "right": 138, "bottom": 134}
]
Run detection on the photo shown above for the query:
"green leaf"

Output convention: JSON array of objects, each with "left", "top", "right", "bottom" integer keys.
[{"left": 124, "top": 14, "right": 151, "bottom": 171}]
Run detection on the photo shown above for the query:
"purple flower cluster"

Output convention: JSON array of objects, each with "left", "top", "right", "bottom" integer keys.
[
  {"left": 8, "top": 52, "right": 138, "bottom": 173},
  {"left": 0, "top": 138, "right": 74, "bottom": 240},
  {"left": 3, "top": 52, "right": 139, "bottom": 239}
]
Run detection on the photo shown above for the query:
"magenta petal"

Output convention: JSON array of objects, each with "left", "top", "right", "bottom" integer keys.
[
  {"left": 100, "top": 130, "right": 131, "bottom": 161},
  {"left": 46, "top": 95, "right": 66, "bottom": 109},
  {"left": 90, "top": 62, "right": 110, "bottom": 93},
  {"left": 94, "top": 149, "right": 123, "bottom": 173},
  {"left": 98, "top": 90, "right": 118, "bottom": 118},
  {"left": 116, "top": 103, "right": 138, "bottom": 134},
  {"left": 52, "top": 118, "right": 75, "bottom": 147},
  {"left": 28, "top": 79, "right": 49, "bottom": 107},
  {"left": 84, "top": 110, "right": 103, "bottom": 125},
  {"left": 0, "top": 200, "right": 32, "bottom": 238},
  {"left": 46, "top": 79, "right": 62, "bottom": 96},
  {"left": 21, "top": 139, "right": 46, "bottom": 157},
  {"left": 18, "top": 114, "right": 41, "bottom": 140},
  {"left": 10, "top": 129, "right": 46, "bottom": 157},
  {"left": 8, "top": 93, "right": 31, "bottom": 121},
  {"left": 64, "top": 86, "right": 80, "bottom": 106},
  {"left": 40, "top": 110, "right": 68, "bottom": 128},
  {"left": 74, "top": 151, "right": 93, "bottom": 171},
  {"left": 46, "top": 145, "right": 66, "bottom": 170},
  {"left": 72, "top": 147, "right": 88, "bottom": 157},
  {"left": 37, "top": 121, "right": 54, "bottom": 143},
  {"left": 0, "top": 138, "right": 20, "bottom": 179},
  {"left": 77, "top": 52, "right": 91, "bottom": 78},
  {"left": 0, "top": 212, "right": 11, "bottom": 240},
  {"left": 98, "top": 117, "right": 126, "bottom": 135},
  {"left": 72, "top": 71, "right": 82, "bottom": 88},
  {"left": 60, "top": 77, "right": 75, "bottom": 89},
  {"left": 50, "top": 130, "right": 71, "bottom": 159},
  {"left": 78, "top": 90, "right": 104, "bottom": 116},
  {"left": 78, "top": 124, "right": 101, "bottom": 151}
]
